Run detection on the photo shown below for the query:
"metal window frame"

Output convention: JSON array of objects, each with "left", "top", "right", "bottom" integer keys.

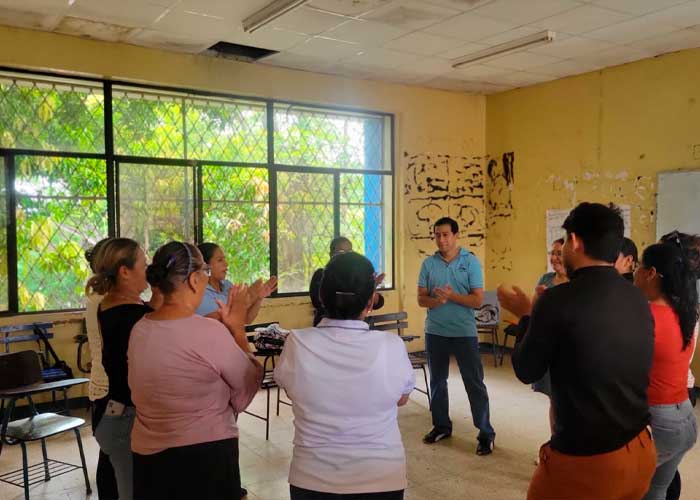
[{"left": 0, "top": 66, "right": 395, "bottom": 314}]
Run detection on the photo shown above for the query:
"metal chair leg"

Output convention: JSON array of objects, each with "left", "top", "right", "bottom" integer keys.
[
  {"left": 265, "top": 386, "right": 271, "bottom": 441},
  {"left": 74, "top": 428, "right": 92, "bottom": 494},
  {"left": 41, "top": 438, "right": 50, "bottom": 481},
  {"left": 492, "top": 327, "right": 498, "bottom": 367},
  {"left": 21, "top": 441, "right": 29, "bottom": 500},
  {"left": 276, "top": 386, "right": 281, "bottom": 416},
  {"left": 422, "top": 366, "right": 431, "bottom": 406}
]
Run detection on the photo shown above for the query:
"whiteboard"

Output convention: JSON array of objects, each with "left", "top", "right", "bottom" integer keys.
[{"left": 656, "top": 171, "right": 700, "bottom": 240}]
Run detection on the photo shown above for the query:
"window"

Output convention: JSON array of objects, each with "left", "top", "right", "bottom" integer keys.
[
  {"left": 201, "top": 165, "right": 270, "bottom": 285},
  {"left": 0, "top": 157, "right": 7, "bottom": 312},
  {"left": 0, "top": 69, "right": 394, "bottom": 313},
  {"left": 15, "top": 156, "right": 108, "bottom": 311}
]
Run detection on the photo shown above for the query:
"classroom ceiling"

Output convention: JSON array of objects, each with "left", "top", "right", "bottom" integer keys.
[{"left": 2, "top": 0, "right": 700, "bottom": 94}]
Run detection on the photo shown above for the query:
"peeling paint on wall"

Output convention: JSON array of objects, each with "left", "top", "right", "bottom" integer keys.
[
  {"left": 541, "top": 171, "right": 656, "bottom": 248},
  {"left": 486, "top": 152, "right": 515, "bottom": 272},
  {"left": 404, "top": 151, "right": 485, "bottom": 256}
]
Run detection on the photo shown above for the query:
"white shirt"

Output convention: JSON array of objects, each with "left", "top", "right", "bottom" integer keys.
[
  {"left": 85, "top": 293, "right": 109, "bottom": 401},
  {"left": 274, "top": 318, "right": 415, "bottom": 494}
]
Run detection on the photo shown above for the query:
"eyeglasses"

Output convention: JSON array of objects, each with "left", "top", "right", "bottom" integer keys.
[{"left": 548, "top": 251, "right": 563, "bottom": 257}]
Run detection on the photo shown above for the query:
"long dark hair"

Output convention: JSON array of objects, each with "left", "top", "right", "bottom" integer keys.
[
  {"left": 320, "top": 252, "right": 375, "bottom": 320},
  {"left": 641, "top": 242, "right": 699, "bottom": 349}
]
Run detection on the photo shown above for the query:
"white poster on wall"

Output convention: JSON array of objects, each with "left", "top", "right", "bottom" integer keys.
[{"left": 546, "top": 206, "right": 631, "bottom": 270}]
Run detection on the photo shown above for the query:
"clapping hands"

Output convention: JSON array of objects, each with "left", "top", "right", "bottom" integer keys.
[{"left": 433, "top": 285, "right": 454, "bottom": 304}]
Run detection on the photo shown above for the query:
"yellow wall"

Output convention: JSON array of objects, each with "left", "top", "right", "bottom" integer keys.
[
  {"left": 486, "top": 48, "right": 700, "bottom": 362},
  {"left": 0, "top": 25, "right": 486, "bottom": 387}
]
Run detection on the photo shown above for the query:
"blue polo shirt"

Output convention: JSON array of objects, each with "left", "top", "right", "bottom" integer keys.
[
  {"left": 418, "top": 248, "right": 484, "bottom": 337},
  {"left": 196, "top": 279, "right": 233, "bottom": 316}
]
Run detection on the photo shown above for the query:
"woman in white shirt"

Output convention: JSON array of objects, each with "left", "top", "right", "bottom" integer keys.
[
  {"left": 275, "top": 252, "right": 415, "bottom": 500},
  {"left": 84, "top": 238, "right": 118, "bottom": 500}
]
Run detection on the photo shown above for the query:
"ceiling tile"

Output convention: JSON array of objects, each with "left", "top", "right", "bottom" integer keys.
[
  {"left": 230, "top": 27, "right": 310, "bottom": 51},
  {"left": 288, "top": 36, "right": 362, "bottom": 59},
  {"left": 478, "top": 26, "right": 552, "bottom": 46},
  {"left": 0, "top": 7, "right": 63, "bottom": 30},
  {"left": 531, "top": 57, "right": 605, "bottom": 77},
  {"left": 532, "top": 4, "right": 631, "bottom": 34},
  {"left": 307, "top": 0, "right": 392, "bottom": 16},
  {"left": 437, "top": 41, "right": 490, "bottom": 58},
  {"left": 384, "top": 31, "right": 466, "bottom": 55},
  {"left": 70, "top": 0, "right": 168, "bottom": 27},
  {"left": 269, "top": 6, "right": 347, "bottom": 35},
  {"left": 449, "top": 62, "right": 510, "bottom": 80},
  {"left": 397, "top": 56, "right": 454, "bottom": 75},
  {"left": 588, "top": 0, "right": 689, "bottom": 15},
  {"left": 425, "top": 76, "right": 513, "bottom": 93},
  {"left": 527, "top": 35, "right": 614, "bottom": 58},
  {"left": 471, "top": 0, "right": 582, "bottom": 25},
  {"left": 174, "top": 0, "right": 238, "bottom": 20},
  {"left": 484, "top": 51, "right": 564, "bottom": 70},
  {"left": 324, "top": 19, "right": 407, "bottom": 46},
  {"left": 583, "top": 14, "right": 680, "bottom": 43},
  {"left": 261, "top": 52, "right": 334, "bottom": 73},
  {"left": 637, "top": 1, "right": 700, "bottom": 29},
  {"left": 422, "top": 0, "right": 493, "bottom": 11},
  {"left": 635, "top": 26, "right": 700, "bottom": 54},
  {"left": 152, "top": 7, "right": 231, "bottom": 38},
  {"left": 361, "top": 1, "right": 461, "bottom": 30},
  {"left": 500, "top": 71, "right": 556, "bottom": 86},
  {"left": 342, "top": 47, "right": 419, "bottom": 68},
  {"left": 576, "top": 44, "right": 656, "bottom": 66},
  {"left": 126, "top": 28, "right": 212, "bottom": 53},
  {"left": 422, "top": 12, "right": 517, "bottom": 41},
  {"left": 0, "top": 0, "right": 69, "bottom": 15}
]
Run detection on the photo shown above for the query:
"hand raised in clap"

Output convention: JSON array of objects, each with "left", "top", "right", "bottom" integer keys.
[{"left": 497, "top": 285, "right": 532, "bottom": 320}]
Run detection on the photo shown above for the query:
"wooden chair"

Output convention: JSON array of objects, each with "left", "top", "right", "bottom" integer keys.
[
  {"left": 366, "top": 312, "right": 430, "bottom": 405},
  {"left": 0, "top": 351, "right": 91, "bottom": 500}
]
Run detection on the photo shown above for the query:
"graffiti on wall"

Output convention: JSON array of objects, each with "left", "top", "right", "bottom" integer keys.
[
  {"left": 404, "top": 152, "right": 485, "bottom": 256},
  {"left": 486, "top": 152, "right": 516, "bottom": 271}
]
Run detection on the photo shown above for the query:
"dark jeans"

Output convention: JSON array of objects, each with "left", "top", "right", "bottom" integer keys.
[
  {"left": 290, "top": 485, "right": 404, "bottom": 499},
  {"left": 91, "top": 397, "right": 119, "bottom": 500},
  {"left": 134, "top": 438, "right": 241, "bottom": 500},
  {"left": 425, "top": 334, "right": 495, "bottom": 440}
]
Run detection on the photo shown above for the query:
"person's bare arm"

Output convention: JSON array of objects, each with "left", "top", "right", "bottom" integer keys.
[{"left": 397, "top": 394, "right": 410, "bottom": 407}]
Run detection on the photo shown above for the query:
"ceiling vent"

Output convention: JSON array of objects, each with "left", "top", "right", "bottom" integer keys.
[{"left": 202, "top": 41, "right": 278, "bottom": 62}]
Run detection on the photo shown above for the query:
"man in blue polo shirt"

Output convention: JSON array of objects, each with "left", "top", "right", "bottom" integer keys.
[{"left": 418, "top": 217, "right": 496, "bottom": 455}]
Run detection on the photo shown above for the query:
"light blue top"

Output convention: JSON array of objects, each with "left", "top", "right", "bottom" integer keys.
[
  {"left": 418, "top": 248, "right": 484, "bottom": 337},
  {"left": 196, "top": 279, "right": 233, "bottom": 316}
]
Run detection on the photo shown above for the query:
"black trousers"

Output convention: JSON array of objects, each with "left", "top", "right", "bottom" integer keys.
[
  {"left": 290, "top": 485, "right": 404, "bottom": 500},
  {"left": 91, "top": 397, "right": 119, "bottom": 500},
  {"left": 134, "top": 438, "right": 241, "bottom": 500}
]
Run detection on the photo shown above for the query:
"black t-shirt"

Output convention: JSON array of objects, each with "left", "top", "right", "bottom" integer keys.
[
  {"left": 98, "top": 303, "right": 153, "bottom": 406},
  {"left": 515, "top": 266, "right": 654, "bottom": 456}
]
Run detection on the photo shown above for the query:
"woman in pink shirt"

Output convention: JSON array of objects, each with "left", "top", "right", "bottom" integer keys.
[{"left": 128, "top": 241, "right": 263, "bottom": 500}]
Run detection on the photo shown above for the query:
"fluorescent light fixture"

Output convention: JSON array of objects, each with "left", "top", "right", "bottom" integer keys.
[
  {"left": 451, "top": 30, "right": 556, "bottom": 68},
  {"left": 243, "top": 0, "right": 309, "bottom": 33}
]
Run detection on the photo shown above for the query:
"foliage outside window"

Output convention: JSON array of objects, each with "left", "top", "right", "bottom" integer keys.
[{"left": 0, "top": 70, "right": 393, "bottom": 313}]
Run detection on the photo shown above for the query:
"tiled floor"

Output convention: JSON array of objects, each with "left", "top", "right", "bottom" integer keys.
[{"left": 2, "top": 359, "right": 700, "bottom": 499}]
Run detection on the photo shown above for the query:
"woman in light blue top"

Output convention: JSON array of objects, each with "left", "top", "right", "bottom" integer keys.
[{"left": 195, "top": 243, "right": 276, "bottom": 322}]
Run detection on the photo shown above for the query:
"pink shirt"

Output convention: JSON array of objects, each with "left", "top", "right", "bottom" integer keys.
[{"left": 128, "top": 315, "right": 262, "bottom": 455}]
